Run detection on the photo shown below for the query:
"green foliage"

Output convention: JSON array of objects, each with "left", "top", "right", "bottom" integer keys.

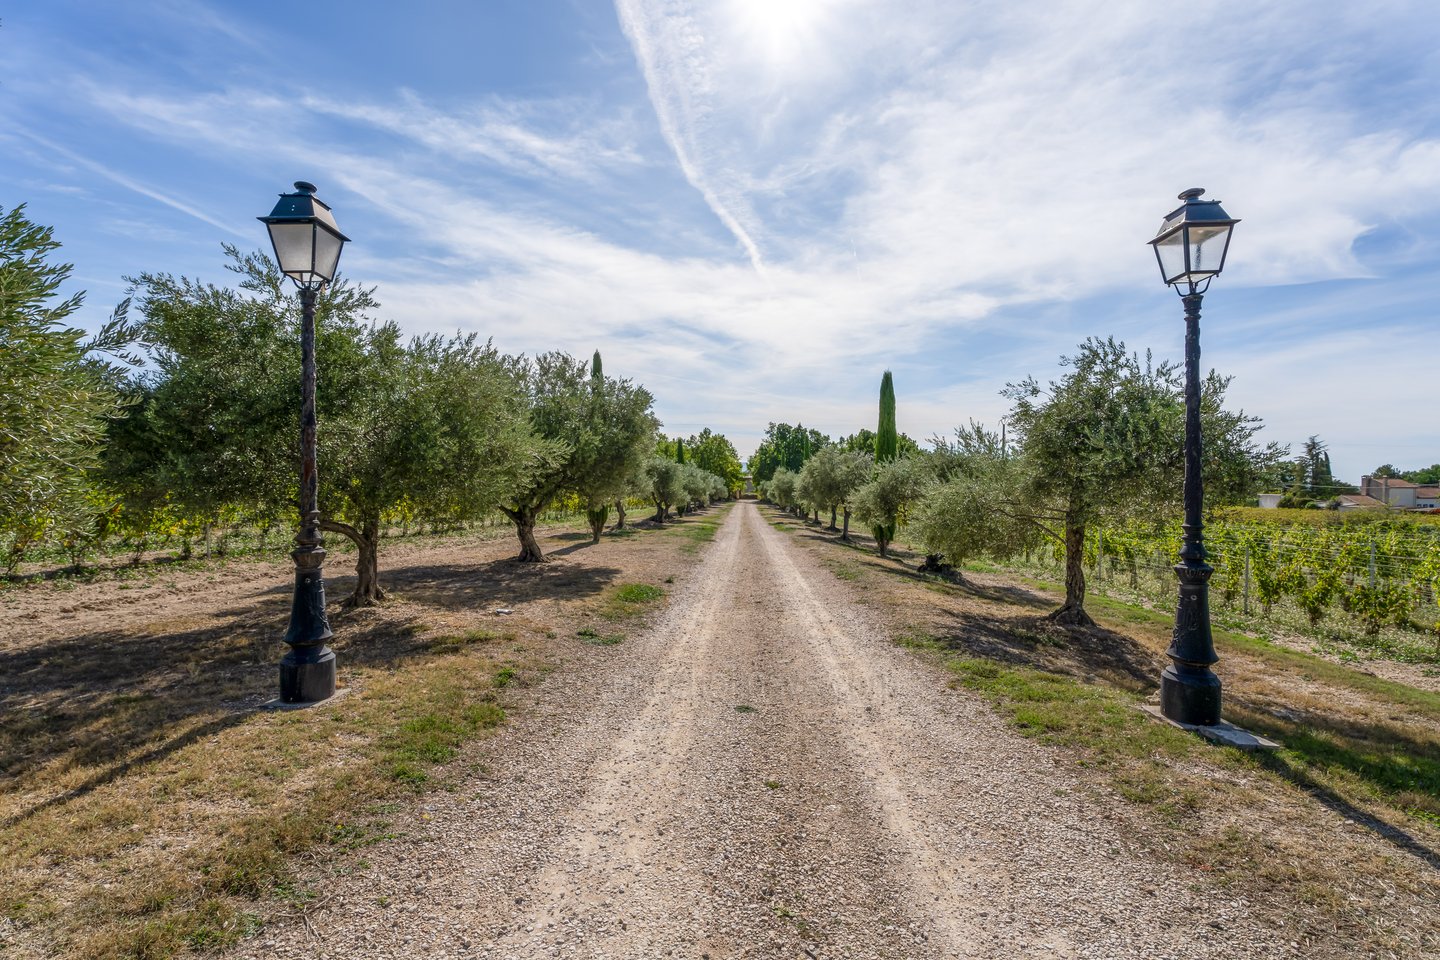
[
  {"left": 0, "top": 205, "right": 126, "bottom": 569},
  {"left": 685, "top": 428, "right": 743, "bottom": 497},
  {"left": 1052, "top": 512, "right": 1440, "bottom": 659},
  {"left": 572, "top": 352, "right": 658, "bottom": 518},
  {"left": 1372, "top": 462, "right": 1440, "bottom": 485},
  {"left": 1278, "top": 435, "right": 1352, "bottom": 505},
  {"left": 502, "top": 351, "right": 658, "bottom": 558},
  {"left": 765, "top": 466, "right": 800, "bottom": 510},
  {"left": 991, "top": 337, "right": 1285, "bottom": 616},
  {"left": 851, "top": 456, "right": 929, "bottom": 556},
  {"left": 796, "top": 446, "right": 872, "bottom": 522},
  {"left": 912, "top": 430, "right": 1040, "bottom": 568},
  {"left": 116, "top": 249, "right": 540, "bottom": 597},
  {"left": 749, "top": 422, "right": 830, "bottom": 483},
  {"left": 645, "top": 455, "right": 684, "bottom": 517}
]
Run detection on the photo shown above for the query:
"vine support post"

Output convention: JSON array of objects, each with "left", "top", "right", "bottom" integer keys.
[
  {"left": 1243, "top": 544, "right": 1251, "bottom": 616},
  {"left": 1369, "top": 544, "right": 1377, "bottom": 590}
]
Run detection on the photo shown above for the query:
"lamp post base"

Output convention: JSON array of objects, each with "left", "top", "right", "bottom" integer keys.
[
  {"left": 1160, "top": 662, "right": 1221, "bottom": 726},
  {"left": 280, "top": 647, "right": 336, "bottom": 703}
]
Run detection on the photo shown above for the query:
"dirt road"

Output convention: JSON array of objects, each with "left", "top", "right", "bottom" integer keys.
[{"left": 235, "top": 502, "right": 1291, "bottom": 959}]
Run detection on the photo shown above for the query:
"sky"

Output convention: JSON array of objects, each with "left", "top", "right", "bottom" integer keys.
[{"left": 3, "top": 0, "right": 1439, "bottom": 483}]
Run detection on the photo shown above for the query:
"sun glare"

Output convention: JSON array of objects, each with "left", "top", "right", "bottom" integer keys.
[{"left": 729, "top": 0, "right": 833, "bottom": 61}]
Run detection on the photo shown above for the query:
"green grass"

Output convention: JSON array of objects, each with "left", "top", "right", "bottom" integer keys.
[
  {"left": 667, "top": 506, "right": 731, "bottom": 553},
  {"left": 600, "top": 582, "right": 665, "bottom": 619},
  {"left": 426, "top": 628, "right": 505, "bottom": 654},
  {"left": 734, "top": 704, "right": 757, "bottom": 714},
  {"left": 945, "top": 657, "right": 1196, "bottom": 764}
]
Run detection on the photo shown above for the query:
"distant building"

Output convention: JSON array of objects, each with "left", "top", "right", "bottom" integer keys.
[
  {"left": 1257, "top": 493, "right": 1282, "bottom": 509},
  {"left": 1336, "top": 494, "right": 1388, "bottom": 511},
  {"left": 1359, "top": 476, "right": 1419, "bottom": 509}
]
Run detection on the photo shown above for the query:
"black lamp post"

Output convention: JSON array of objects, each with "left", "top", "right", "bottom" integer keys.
[
  {"left": 259, "top": 181, "right": 350, "bottom": 703},
  {"left": 1149, "top": 187, "right": 1239, "bottom": 726}
]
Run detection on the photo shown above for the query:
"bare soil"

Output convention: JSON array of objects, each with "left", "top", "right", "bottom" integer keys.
[{"left": 227, "top": 503, "right": 1302, "bottom": 959}]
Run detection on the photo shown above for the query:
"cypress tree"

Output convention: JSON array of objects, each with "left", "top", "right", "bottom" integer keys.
[
  {"left": 676, "top": 437, "right": 686, "bottom": 464},
  {"left": 875, "top": 371, "right": 897, "bottom": 463},
  {"left": 591, "top": 349, "right": 602, "bottom": 380},
  {"left": 873, "top": 370, "right": 899, "bottom": 550}
]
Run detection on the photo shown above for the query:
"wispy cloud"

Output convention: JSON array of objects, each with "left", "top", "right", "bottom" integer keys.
[
  {"left": 13, "top": 128, "right": 247, "bottom": 238},
  {"left": 614, "top": 0, "right": 768, "bottom": 269}
]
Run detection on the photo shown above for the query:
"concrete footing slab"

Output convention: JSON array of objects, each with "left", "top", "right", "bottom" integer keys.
[
  {"left": 260, "top": 686, "right": 352, "bottom": 711},
  {"left": 1139, "top": 704, "right": 1281, "bottom": 751}
]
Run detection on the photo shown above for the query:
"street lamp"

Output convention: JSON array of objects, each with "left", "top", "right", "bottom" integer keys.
[
  {"left": 259, "top": 181, "right": 350, "bottom": 703},
  {"left": 1149, "top": 187, "right": 1239, "bottom": 726}
]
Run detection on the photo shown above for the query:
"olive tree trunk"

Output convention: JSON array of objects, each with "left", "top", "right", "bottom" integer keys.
[
  {"left": 586, "top": 505, "right": 609, "bottom": 544},
  {"left": 318, "top": 515, "right": 386, "bottom": 607},
  {"left": 500, "top": 505, "right": 546, "bottom": 562},
  {"left": 1047, "top": 514, "right": 1094, "bottom": 626},
  {"left": 613, "top": 499, "right": 627, "bottom": 530}
]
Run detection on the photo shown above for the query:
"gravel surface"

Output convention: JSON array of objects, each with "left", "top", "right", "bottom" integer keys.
[{"left": 231, "top": 502, "right": 1295, "bottom": 959}]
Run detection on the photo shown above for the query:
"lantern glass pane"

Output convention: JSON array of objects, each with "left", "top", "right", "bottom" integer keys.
[
  {"left": 267, "top": 222, "right": 316, "bottom": 280},
  {"left": 1186, "top": 223, "right": 1232, "bottom": 278},
  {"left": 1154, "top": 230, "right": 1188, "bottom": 284},
  {"left": 312, "top": 226, "right": 344, "bottom": 282}
]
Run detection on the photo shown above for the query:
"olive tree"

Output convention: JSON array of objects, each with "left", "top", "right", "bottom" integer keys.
[
  {"left": 500, "top": 351, "right": 658, "bottom": 561},
  {"left": 999, "top": 337, "right": 1283, "bottom": 624},
  {"left": 910, "top": 425, "right": 1039, "bottom": 579},
  {"left": 850, "top": 456, "right": 930, "bottom": 558},
  {"left": 0, "top": 205, "right": 129, "bottom": 568},
  {"left": 797, "top": 446, "right": 872, "bottom": 532},
  {"left": 679, "top": 463, "right": 714, "bottom": 511},
  {"left": 766, "top": 467, "right": 799, "bottom": 513},
  {"left": 645, "top": 455, "right": 684, "bottom": 521},
  {"left": 574, "top": 352, "right": 658, "bottom": 544},
  {"left": 124, "top": 248, "right": 540, "bottom": 603}
]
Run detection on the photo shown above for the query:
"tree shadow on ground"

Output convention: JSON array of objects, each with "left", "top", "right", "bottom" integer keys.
[
  {"left": 0, "top": 549, "right": 619, "bottom": 818},
  {"left": 1221, "top": 696, "right": 1440, "bottom": 870},
  {"left": 778, "top": 515, "right": 1056, "bottom": 611},
  {"left": 923, "top": 606, "right": 1168, "bottom": 689},
  {"left": 379, "top": 554, "right": 620, "bottom": 612}
]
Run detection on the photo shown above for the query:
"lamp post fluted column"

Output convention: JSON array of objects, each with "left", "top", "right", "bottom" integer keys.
[
  {"left": 1160, "top": 290, "right": 1221, "bottom": 725},
  {"left": 280, "top": 284, "right": 335, "bottom": 702}
]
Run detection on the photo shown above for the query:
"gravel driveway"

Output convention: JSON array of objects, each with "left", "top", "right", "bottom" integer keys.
[{"left": 233, "top": 501, "right": 1292, "bottom": 959}]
